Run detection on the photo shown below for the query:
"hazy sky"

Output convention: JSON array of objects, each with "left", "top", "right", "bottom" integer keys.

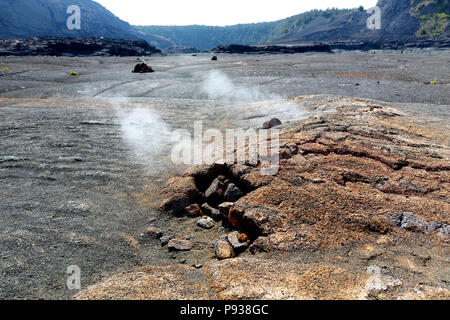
[{"left": 94, "top": 0, "right": 379, "bottom": 26}]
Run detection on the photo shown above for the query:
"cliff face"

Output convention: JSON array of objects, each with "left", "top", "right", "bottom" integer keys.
[
  {"left": 137, "top": 0, "right": 449, "bottom": 49},
  {"left": 0, "top": 37, "right": 161, "bottom": 56},
  {"left": 274, "top": 0, "right": 449, "bottom": 44},
  {"left": 0, "top": 0, "right": 142, "bottom": 39}
]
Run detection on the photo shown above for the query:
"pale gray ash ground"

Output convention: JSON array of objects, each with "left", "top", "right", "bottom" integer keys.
[{"left": 0, "top": 51, "right": 449, "bottom": 299}]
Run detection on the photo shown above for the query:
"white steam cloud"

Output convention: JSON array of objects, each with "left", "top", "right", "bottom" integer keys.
[
  {"left": 118, "top": 107, "right": 172, "bottom": 173},
  {"left": 202, "top": 70, "right": 308, "bottom": 125},
  {"left": 115, "top": 69, "right": 307, "bottom": 174},
  {"left": 202, "top": 70, "right": 270, "bottom": 102}
]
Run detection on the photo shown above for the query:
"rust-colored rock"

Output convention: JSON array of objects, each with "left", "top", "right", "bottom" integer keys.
[
  {"left": 159, "top": 176, "right": 200, "bottom": 214},
  {"left": 222, "top": 96, "right": 449, "bottom": 252},
  {"left": 184, "top": 204, "right": 202, "bottom": 217},
  {"left": 227, "top": 231, "right": 250, "bottom": 250},
  {"left": 237, "top": 233, "right": 248, "bottom": 243},
  {"left": 218, "top": 202, "right": 233, "bottom": 219},
  {"left": 228, "top": 207, "right": 245, "bottom": 230}
]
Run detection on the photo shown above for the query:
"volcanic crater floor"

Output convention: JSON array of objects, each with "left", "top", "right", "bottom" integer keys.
[{"left": 0, "top": 52, "right": 449, "bottom": 299}]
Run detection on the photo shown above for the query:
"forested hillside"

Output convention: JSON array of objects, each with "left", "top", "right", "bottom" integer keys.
[
  {"left": 136, "top": 8, "right": 353, "bottom": 50},
  {"left": 137, "top": 0, "right": 449, "bottom": 50}
]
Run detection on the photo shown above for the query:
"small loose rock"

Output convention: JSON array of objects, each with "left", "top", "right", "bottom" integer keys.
[
  {"left": 201, "top": 203, "right": 222, "bottom": 221},
  {"left": 215, "top": 239, "right": 234, "bottom": 260},
  {"left": 237, "top": 233, "right": 248, "bottom": 242},
  {"left": 145, "top": 226, "right": 163, "bottom": 239},
  {"left": 168, "top": 239, "right": 193, "bottom": 251},
  {"left": 227, "top": 231, "right": 250, "bottom": 250},
  {"left": 197, "top": 216, "right": 215, "bottom": 229},
  {"left": 185, "top": 204, "right": 202, "bottom": 217},
  {"left": 160, "top": 235, "right": 174, "bottom": 247}
]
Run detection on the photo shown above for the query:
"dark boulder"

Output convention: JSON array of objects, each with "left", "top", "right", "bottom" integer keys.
[
  {"left": 224, "top": 183, "right": 243, "bottom": 202},
  {"left": 205, "top": 177, "right": 224, "bottom": 205},
  {"left": 132, "top": 62, "right": 154, "bottom": 73},
  {"left": 263, "top": 118, "right": 282, "bottom": 129},
  {"left": 201, "top": 203, "right": 222, "bottom": 221}
]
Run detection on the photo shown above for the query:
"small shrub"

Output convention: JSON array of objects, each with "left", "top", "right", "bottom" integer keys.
[{"left": 418, "top": 27, "right": 429, "bottom": 36}]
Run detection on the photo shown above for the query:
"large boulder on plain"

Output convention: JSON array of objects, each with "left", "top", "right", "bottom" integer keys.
[
  {"left": 132, "top": 62, "right": 154, "bottom": 73},
  {"left": 263, "top": 117, "right": 282, "bottom": 129}
]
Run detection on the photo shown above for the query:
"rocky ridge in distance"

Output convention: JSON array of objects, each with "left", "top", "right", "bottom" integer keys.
[
  {"left": 0, "top": 37, "right": 161, "bottom": 57},
  {"left": 211, "top": 44, "right": 332, "bottom": 54}
]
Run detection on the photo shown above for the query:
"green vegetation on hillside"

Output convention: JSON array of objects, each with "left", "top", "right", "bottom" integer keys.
[
  {"left": 266, "top": 8, "right": 354, "bottom": 41},
  {"left": 411, "top": 0, "right": 450, "bottom": 36},
  {"left": 136, "top": 1, "right": 450, "bottom": 49},
  {"left": 137, "top": 23, "right": 277, "bottom": 50},
  {"left": 136, "top": 8, "right": 355, "bottom": 50}
]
